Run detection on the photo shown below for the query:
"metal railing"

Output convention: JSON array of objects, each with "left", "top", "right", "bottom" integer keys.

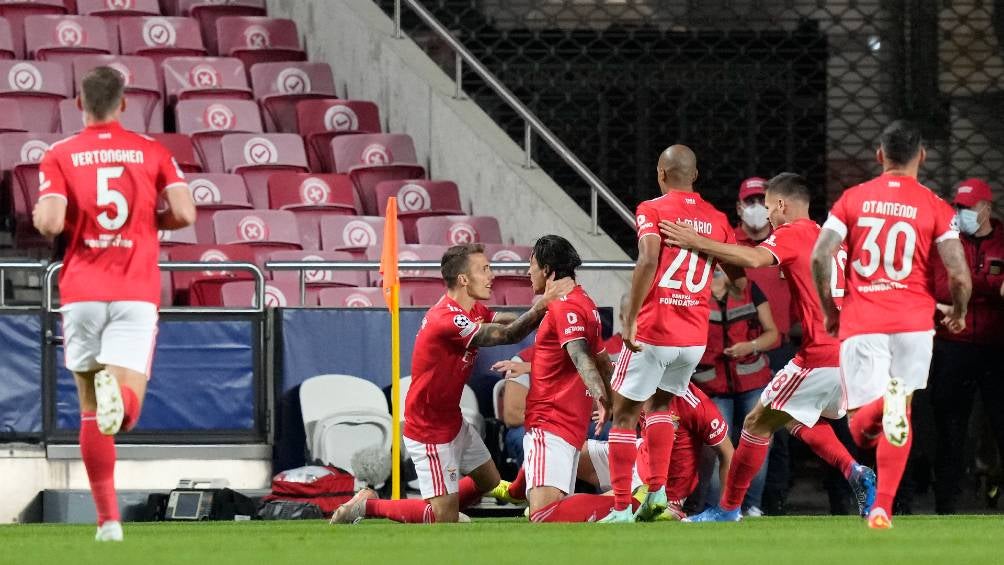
[
  {"left": 392, "top": 0, "right": 635, "bottom": 235},
  {"left": 0, "top": 261, "right": 48, "bottom": 310}
]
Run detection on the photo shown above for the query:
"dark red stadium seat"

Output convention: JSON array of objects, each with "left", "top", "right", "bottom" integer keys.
[
  {"left": 118, "top": 17, "right": 206, "bottom": 70},
  {"left": 177, "top": 0, "right": 265, "bottom": 56},
  {"left": 296, "top": 99, "right": 381, "bottom": 171},
  {"left": 415, "top": 215, "right": 503, "bottom": 246},
  {"left": 212, "top": 209, "right": 302, "bottom": 265},
  {"left": 0, "top": 132, "right": 68, "bottom": 248},
  {"left": 503, "top": 286, "right": 536, "bottom": 307},
  {"left": 319, "top": 215, "right": 404, "bottom": 256},
  {"left": 407, "top": 284, "right": 448, "bottom": 307},
  {"left": 157, "top": 223, "right": 197, "bottom": 246},
  {"left": 175, "top": 98, "right": 262, "bottom": 173},
  {"left": 215, "top": 16, "right": 305, "bottom": 71},
  {"left": 185, "top": 172, "right": 252, "bottom": 242},
  {"left": 267, "top": 172, "right": 358, "bottom": 251},
  {"left": 0, "top": 60, "right": 70, "bottom": 133},
  {"left": 149, "top": 132, "right": 202, "bottom": 172},
  {"left": 330, "top": 134, "right": 426, "bottom": 215},
  {"left": 0, "top": 18, "right": 17, "bottom": 60},
  {"left": 78, "top": 0, "right": 161, "bottom": 19},
  {"left": 364, "top": 243, "right": 447, "bottom": 292},
  {"left": 25, "top": 16, "right": 115, "bottom": 78},
  {"left": 73, "top": 55, "right": 164, "bottom": 133},
  {"left": 162, "top": 56, "right": 250, "bottom": 105},
  {"left": 220, "top": 278, "right": 302, "bottom": 308},
  {"left": 317, "top": 286, "right": 390, "bottom": 309},
  {"left": 250, "top": 62, "right": 335, "bottom": 133},
  {"left": 0, "top": 1, "right": 68, "bottom": 60},
  {"left": 374, "top": 180, "right": 463, "bottom": 243},
  {"left": 59, "top": 97, "right": 150, "bottom": 132},
  {"left": 268, "top": 249, "right": 367, "bottom": 305},
  {"left": 0, "top": 99, "right": 25, "bottom": 132},
  {"left": 483, "top": 243, "right": 532, "bottom": 295},
  {"left": 167, "top": 242, "right": 256, "bottom": 304},
  {"left": 220, "top": 132, "right": 308, "bottom": 206}
]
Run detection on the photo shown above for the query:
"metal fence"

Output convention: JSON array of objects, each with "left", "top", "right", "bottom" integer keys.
[{"left": 381, "top": 0, "right": 1004, "bottom": 251}]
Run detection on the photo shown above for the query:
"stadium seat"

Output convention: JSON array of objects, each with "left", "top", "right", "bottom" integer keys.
[
  {"left": 59, "top": 97, "right": 150, "bottom": 133},
  {"left": 185, "top": 172, "right": 252, "bottom": 242},
  {"left": 118, "top": 17, "right": 206, "bottom": 71},
  {"left": 319, "top": 215, "right": 404, "bottom": 256},
  {"left": 212, "top": 208, "right": 302, "bottom": 265},
  {"left": 268, "top": 249, "right": 368, "bottom": 305},
  {"left": 296, "top": 99, "right": 381, "bottom": 172},
  {"left": 175, "top": 98, "right": 262, "bottom": 173},
  {"left": 299, "top": 374, "right": 392, "bottom": 474},
  {"left": 25, "top": 16, "right": 115, "bottom": 78},
  {"left": 330, "top": 133, "right": 426, "bottom": 215},
  {"left": 162, "top": 56, "right": 251, "bottom": 105},
  {"left": 483, "top": 243, "right": 532, "bottom": 294},
  {"left": 0, "top": 0, "right": 68, "bottom": 60},
  {"left": 148, "top": 132, "right": 202, "bottom": 172},
  {"left": 0, "top": 18, "right": 17, "bottom": 60},
  {"left": 375, "top": 180, "right": 463, "bottom": 243},
  {"left": 250, "top": 62, "right": 336, "bottom": 133},
  {"left": 219, "top": 132, "right": 308, "bottom": 206},
  {"left": 220, "top": 278, "right": 303, "bottom": 308},
  {"left": 317, "top": 287, "right": 391, "bottom": 308},
  {"left": 72, "top": 55, "right": 164, "bottom": 133},
  {"left": 267, "top": 173, "right": 358, "bottom": 251},
  {"left": 78, "top": 0, "right": 161, "bottom": 20},
  {"left": 364, "top": 243, "right": 446, "bottom": 286},
  {"left": 0, "top": 132, "right": 65, "bottom": 248},
  {"left": 0, "top": 60, "right": 70, "bottom": 133},
  {"left": 166, "top": 242, "right": 256, "bottom": 305},
  {"left": 0, "top": 99, "right": 25, "bottom": 132},
  {"left": 157, "top": 223, "right": 197, "bottom": 247},
  {"left": 503, "top": 286, "right": 536, "bottom": 307},
  {"left": 406, "top": 284, "right": 448, "bottom": 307},
  {"left": 215, "top": 16, "right": 305, "bottom": 72},
  {"left": 177, "top": 0, "right": 265, "bottom": 56},
  {"left": 415, "top": 215, "right": 503, "bottom": 246}
]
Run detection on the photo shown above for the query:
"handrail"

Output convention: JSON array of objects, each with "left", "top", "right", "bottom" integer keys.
[
  {"left": 43, "top": 262, "right": 267, "bottom": 314},
  {"left": 0, "top": 261, "right": 48, "bottom": 310},
  {"left": 392, "top": 0, "right": 636, "bottom": 234}
]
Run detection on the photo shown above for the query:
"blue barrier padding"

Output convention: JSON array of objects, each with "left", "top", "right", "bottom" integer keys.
[
  {"left": 57, "top": 319, "right": 255, "bottom": 430},
  {"left": 0, "top": 314, "right": 42, "bottom": 433}
]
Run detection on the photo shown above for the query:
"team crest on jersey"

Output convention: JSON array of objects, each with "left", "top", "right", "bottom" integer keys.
[{"left": 763, "top": 234, "right": 777, "bottom": 247}]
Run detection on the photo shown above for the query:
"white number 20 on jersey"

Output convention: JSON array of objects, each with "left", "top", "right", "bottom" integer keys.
[
  {"left": 96, "top": 166, "right": 128, "bottom": 231},
  {"left": 657, "top": 249, "right": 713, "bottom": 293}
]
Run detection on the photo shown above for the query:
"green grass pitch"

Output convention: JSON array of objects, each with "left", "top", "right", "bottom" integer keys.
[{"left": 2, "top": 516, "right": 1000, "bottom": 565}]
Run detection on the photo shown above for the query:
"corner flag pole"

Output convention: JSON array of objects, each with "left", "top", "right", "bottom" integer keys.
[{"left": 379, "top": 197, "right": 402, "bottom": 499}]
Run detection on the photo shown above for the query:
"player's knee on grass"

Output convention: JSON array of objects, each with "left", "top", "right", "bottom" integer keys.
[
  {"left": 428, "top": 495, "right": 461, "bottom": 523},
  {"left": 527, "top": 486, "right": 565, "bottom": 514}
]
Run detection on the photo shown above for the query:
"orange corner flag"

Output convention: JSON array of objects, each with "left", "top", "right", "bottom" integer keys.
[{"left": 379, "top": 196, "right": 400, "bottom": 308}]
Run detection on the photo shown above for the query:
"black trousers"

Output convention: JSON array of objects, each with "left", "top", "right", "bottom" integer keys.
[{"left": 929, "top": 338, "right": 1004, "bottom": 514}]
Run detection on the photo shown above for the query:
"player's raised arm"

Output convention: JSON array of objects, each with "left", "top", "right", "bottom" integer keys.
[
  {"left": 660, "top": 220, "right": 775, "bottom": 269},
  {"left": 468, "top": 274, "right": 573, "bottom": 347},
  {"left": 565, "top": 340, "right": 611, "bottom": 434},
  {"left": 811, "top": 226, "right": 844, "bottom": 336},
  {"left": 936, "top": 237, "right": 972, "bottom": 334}
]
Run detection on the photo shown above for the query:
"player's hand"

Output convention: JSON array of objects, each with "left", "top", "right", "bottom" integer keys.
[
  {"left": 723, "top": 342, "right": 754, "bottom": 358},
  {"left": 823, "top": 311, "right": 840, "bottom": 337},
  {"left": 622, "top": 319, "right": 642, "bottom": 353},
  {"left": 539, "top": 274, "right": 574, "bottom": 306},
  {"left": 934, "top": 303, "right": 953, "bottom": 318},
  {"left": 941, "top": 309, "right": 967, "bottom": 334},
  {"left": 492, "top": 359, "right": 530, "bottom": 378},
  {"left": 659, "top": 220, "right": 701, "bottom": 250},
  {"left": 592, "top": 395, "right": 611, "bottom": 436}
]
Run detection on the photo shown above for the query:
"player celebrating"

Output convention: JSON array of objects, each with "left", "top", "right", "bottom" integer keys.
[
  {"left": 602, "top": 144, "right": 740, "bottom": 523},
  {"left": 811, "top": 121, "right": 972, "bottom": 529},
  {"left": 331, "top": 243, "right": 573, "bottom": 524},
  {"left": 661, "top": 172, "right": 877, "bottom": 522},
  {"left": 32, "top": 67, "right": 195, "bottom": 542}
]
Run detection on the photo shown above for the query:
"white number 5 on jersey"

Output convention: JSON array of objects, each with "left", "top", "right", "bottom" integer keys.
[{"left": 96, "top": 166, "right": 128, "bottom": 231}]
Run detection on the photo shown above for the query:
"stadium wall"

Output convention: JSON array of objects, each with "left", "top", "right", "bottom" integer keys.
[{"left": 266, "top": 0, "right": 632, "bottom": 312}]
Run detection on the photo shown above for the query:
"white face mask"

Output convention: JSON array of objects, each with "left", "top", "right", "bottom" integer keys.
[
  {"left": 957, "top": 209, "right": 981, "bottom": 235},
  {"left": 742, "top": 203, "right": 770, "bottom": 230}
]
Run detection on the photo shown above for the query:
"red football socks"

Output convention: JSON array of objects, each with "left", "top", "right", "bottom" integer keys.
[
  {"left": 530, "top": 494, "right": 641, "bottom": 523},
  {"left": 457, "top": 476, "right": 482, "bottom": 510},
  {"left": 508, "top": 468, "right": 527, "bottom": 500},
  {"left": 849, "top": 398, "right": 884, "bottom": 450},
  {"left": 642, "top": 411, "right": 676, "bottom": 492},
  {"left": 875, "top": 413, "right": 913, "bottom": 515},
  {"left": 365, "top": 499, "right": 436, "bottom": 523},
  {"left": 790, "top": 420, "right": 856, "bottom": 478},
  {"left": 720, "top": 430, "right": 771, "bottom": 511},
  {"left": 120, "top": 385, "right": 140, "bottom": 432},
  {"left": 607, "top": 427, "right": 638, "bottom": 511},
  {"left": 79, "top": 412, "right": 119, "bottom": 525}
]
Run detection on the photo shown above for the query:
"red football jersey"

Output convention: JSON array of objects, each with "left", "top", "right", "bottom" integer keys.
[
  {"left": 635, "top": 192, "right": 735, "bottom": 346},
  {"left": 404, "top": 296, "right": 496, "bottom": 444},
  {"left": 735, "top": 226, "right": 793, "bottom": 336},
  {"left": 759, "top": 218, "right": 844, "bottom": 368},
  {"left": 824, "top": 174, "right": 958, "bottom": 338},
  {"left": 526, "top": 286, "right": 605, "bottom": 448},
  {"left": 38, "top": 121, "right": 187, "bottom": 306}
]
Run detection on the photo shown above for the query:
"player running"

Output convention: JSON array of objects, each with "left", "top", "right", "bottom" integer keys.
[
  {"left": 331, "top": 243, "right": 573, "bottom": 524},
  {"left": 32, "top": 67, "right": 196, "bottom": 542},
  {"left": 661, "top": 172, "right": 877, "bottom": 522},
  {"left": 811, "top": 121, "right": 972, "bottom": 529},
  {"left": 602, "top": 144, "right": 741, "bottom": 523}
]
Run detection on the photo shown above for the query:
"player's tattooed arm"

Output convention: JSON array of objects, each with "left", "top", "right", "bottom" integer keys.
[
  {"left": 565, "top": 339, "right": 611, "bottom": 433},
  {"left": 811, "top": 228, "right": 843, "bottom": 336},
  {"left": 469, "top": 275, "right": 575, "bottom": 347},
  {"left": 936, "top": 238, "right": 973, "bottom": 334}
]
